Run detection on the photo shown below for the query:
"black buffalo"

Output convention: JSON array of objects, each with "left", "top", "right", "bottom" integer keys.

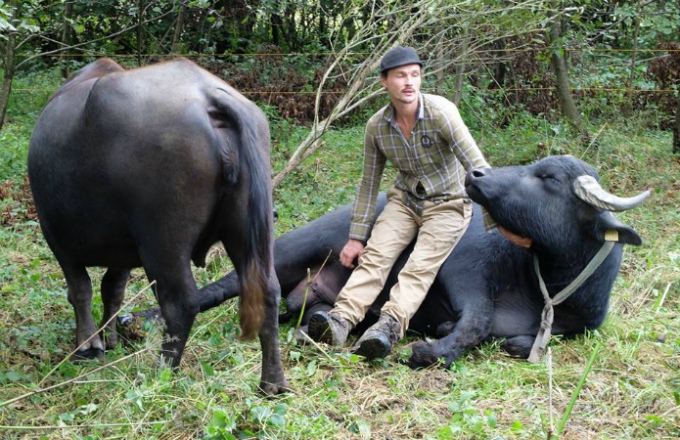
[
  {"left": 28, "top": 58, "right": 288, "bottom": 393},
  {"left": 182, "top": 155, "right": 649, "bottom": 368}
]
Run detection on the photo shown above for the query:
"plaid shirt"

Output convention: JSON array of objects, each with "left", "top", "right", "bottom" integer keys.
[{"left": 349, "top": 93, "right": 492, "bottom": 241}]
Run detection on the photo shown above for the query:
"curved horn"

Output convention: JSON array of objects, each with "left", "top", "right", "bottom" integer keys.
[{"left": 573, "top": 175, "right": 650, "bottom": 212}]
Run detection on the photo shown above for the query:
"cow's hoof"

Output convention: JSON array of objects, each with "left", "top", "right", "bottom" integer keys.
[
  {"left": 259, "top": 379, "right": 293, "bottom": 396},
  {"left": 405, "top": 341, "right": 440, "bottom": 369},
  {"left": 72, "top": 347, "right": 105, "bottom": 362}
]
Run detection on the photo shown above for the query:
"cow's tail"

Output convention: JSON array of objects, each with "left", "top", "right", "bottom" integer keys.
[{"left": 214, "top": 88, "right": 273, "bottom": 341}]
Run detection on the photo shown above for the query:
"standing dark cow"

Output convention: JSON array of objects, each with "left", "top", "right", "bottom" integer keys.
[
  {"left": 184, "top": 155, "right": 649, "bottom": 368},
  {"left": 28, "top": 58, "right": 289, "bottom": 393}
]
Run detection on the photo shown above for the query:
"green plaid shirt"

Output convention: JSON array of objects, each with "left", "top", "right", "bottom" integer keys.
[{"left": 349, "top": 93, "right": 492, "bottom": 241}]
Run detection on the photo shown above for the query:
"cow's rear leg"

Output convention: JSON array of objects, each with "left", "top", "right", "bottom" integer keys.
[
  {"left": 407, "top": 311, "right": 490, "bottom": 369},
  {"left": 194, "top": 263, "right": 289, "bottom": 393},
  {"left": 258, "top": 271, "right": 291, "bottom": 395},
  {"left": 63, "top": 265, "right": 105, "bottom": 360},
  {"left": 100, "top": 268, "right": 131, "bottom": 349},
  {"left": 142, "top": 260, "right": 199, "bottom": 369}
]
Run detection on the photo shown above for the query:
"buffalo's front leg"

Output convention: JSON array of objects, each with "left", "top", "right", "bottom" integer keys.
[{"left": 407, "top": 311, "right": 491, "bottom": 369}]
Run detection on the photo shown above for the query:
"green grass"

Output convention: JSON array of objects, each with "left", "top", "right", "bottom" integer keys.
[{"left": 1, "top": 73, "right": 679, "bottom": 439}]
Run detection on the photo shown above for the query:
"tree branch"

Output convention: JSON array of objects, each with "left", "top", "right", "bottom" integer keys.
[{"left": 273, "top": 0, "right": 549, "bottom": 187}]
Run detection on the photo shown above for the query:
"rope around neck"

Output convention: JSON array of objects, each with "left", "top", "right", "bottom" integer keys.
[{"left": 527, "top": 240, "right": 616, "bottom": 363}]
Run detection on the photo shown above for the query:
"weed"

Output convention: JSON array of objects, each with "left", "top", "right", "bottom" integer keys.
[{"left": 0, "top": 67, "right": 678, "bottom": 439}]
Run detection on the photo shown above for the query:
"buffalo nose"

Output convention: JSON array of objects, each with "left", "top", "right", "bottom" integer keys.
[
  {"left": 470, "top": 168, "right": 488, "bottom": 178},
  {"left": 465, "top": 167, "right": 490, "bottom": 187}
]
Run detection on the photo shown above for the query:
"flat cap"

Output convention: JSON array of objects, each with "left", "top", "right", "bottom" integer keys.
[{"left": 380, "top": 46, "right": 423, "bottom": 74}]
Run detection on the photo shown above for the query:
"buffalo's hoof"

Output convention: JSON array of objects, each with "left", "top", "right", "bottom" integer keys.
[
  {"left": 404, "top": 341, "right": 441, "bottom": 369},
  {"left": 259, "top": 378, "right": 294, "bottom": 396},
  {"left": 72, "top": 347, "right": 105, "bottom": 362}
]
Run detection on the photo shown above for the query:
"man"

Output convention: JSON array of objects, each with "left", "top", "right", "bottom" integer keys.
[{"left": 307, "top": 46, "right": 492, "bottom": 360}]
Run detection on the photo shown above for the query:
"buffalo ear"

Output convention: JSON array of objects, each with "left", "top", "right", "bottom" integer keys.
[{"left": 596, "top": 213, "right": 643, "bottom": 246}]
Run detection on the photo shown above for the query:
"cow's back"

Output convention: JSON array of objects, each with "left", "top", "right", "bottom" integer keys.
[{"left": 28, "top": 59, "right": 230, "bottom": 267}]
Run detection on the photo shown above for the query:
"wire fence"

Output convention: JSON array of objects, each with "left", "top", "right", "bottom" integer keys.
[
  {"left": 14, "top": 48, "right": 680, "bottom": 57},
  {"left": 10, "top": 88, "right": 679, "bottom": 95},
  {"left": 9, "top": 49, "right": 680, "bottom": 97}
]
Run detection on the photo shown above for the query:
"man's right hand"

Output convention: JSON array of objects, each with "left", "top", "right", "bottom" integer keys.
[{"left": 340, "top": 239, "right": 365, "bottom": 269}]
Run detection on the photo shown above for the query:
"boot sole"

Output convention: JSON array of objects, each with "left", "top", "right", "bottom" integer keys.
[
  {"left": 307, "top": 314, "right": 334, "bottom": 345},
  {"left": 354, "top": 335, "right": 391, "bottom": 360}
]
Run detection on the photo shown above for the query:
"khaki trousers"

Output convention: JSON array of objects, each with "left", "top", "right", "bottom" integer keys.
[{"left": 332, "top": 186, "right": 472, "bottom": 337}]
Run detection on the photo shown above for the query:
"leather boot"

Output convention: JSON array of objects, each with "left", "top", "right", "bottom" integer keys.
[
  {"left": 353, "top": 313, "right": 401, "bottom": 360},
  {"left": 307, "top": 311, "right": 351, "bottom": 346}
]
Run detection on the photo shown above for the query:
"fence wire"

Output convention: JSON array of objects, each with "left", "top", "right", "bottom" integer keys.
[{"left": 9, "top": 49, "right": 680, "bottom": 96}]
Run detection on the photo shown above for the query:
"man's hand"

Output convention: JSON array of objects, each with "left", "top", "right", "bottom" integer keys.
[
  {"left": 498, "top": 225, "right": 532, "bottom": 248},
  {"left": 340, "top": 239, "right": 365, "bottom": 268}
]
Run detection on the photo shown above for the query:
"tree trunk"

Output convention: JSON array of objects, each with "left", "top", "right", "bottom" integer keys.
[
  {"left": 453, "top": 37, "right": 469, "bottom": 107},
  {"left": 270, "top": 14, "right": 282, "bottom": 46},
  {"left": 624, "top": 6, "right": 640, "bottom": 117},
  {"left": 435, "top": 25, "right": 445, "bottom": 96},
  {"left": 548, "top": 11, "right": 589, "bottom": 141},
  {"left": 283, "top": 6, "right": 297, "bottom": 50},
  {"left": 318, "top": 4, "right": 326, "bottom": 46},
  {"left": 674, "top": 92, "right": 680, "bottom": 155},
  {"left": 137, "top": 0, "right": 144, "bottom": 66},
  {"left": 343, "top": 15, "right": 356, "bottom": 43},
  {"left": 0, "top": 5, "right": 17, "bottom": 131},
  {"left": 170, "top": 2, "right": 186, "bottom": 54},
  {"left": 196, "top": 8, "right": 209, "bottom": 53},
  {"left": 60, "top": 1, "right": 74, "bottom": 78}
]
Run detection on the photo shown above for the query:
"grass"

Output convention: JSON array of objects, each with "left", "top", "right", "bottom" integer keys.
[{"left": 0, "top": 71, "right": 679, "bottom": 439}]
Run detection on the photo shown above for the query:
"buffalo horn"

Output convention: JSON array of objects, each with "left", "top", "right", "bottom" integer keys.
[{"left": 573, "top": 175, "right": 650, "bottom": 212}]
